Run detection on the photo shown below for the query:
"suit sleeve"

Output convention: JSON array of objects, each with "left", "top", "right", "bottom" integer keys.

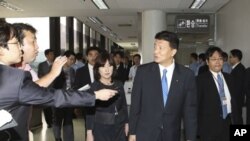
[
  {"left": 117, "top": 81, "right": 129, "bottom": 123},
  {"left": 85, "top": 83, "right": 97, "bottom": 130},
  {"left": 18, "top": 71, "right": 96, "bottom": 107},
  {"left": 183, "top": 70, "right": 197, "bottom": 140},
  {"left": 69, "top": 68, "right": 75, "bottom": 88},
  {"left": 129, "top": 67, "right": 142, "bottom": 135},
  {"left": 245, "top": 68, "right": 250, "bottom": 124},
  {"left": 37, "top": 63, "right": 43, "bottom": 78},
  {"left": 74, "top": 68, "right": 82, "bottom": 89}
]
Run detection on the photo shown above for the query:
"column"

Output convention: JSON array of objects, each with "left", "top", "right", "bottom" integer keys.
[{"left": 141, "top": 10, "right": 167, "bottom": 64}]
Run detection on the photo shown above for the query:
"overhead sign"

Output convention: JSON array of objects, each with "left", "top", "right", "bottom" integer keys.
[{"left": 175, "top": 15, "right": 210, "bottom": 33}]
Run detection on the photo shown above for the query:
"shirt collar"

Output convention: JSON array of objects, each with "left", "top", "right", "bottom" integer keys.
[
  {"left": 232, "top": 62, "right": 240, "bottom": 69},
  {"left": 88, "top": 63, "right": 94, "bottom": 69},
  {"left": 158, "top": 59, "right": 175, "bottom": 72},
  {"left": 210, "top": 70, "right": 222, "bottom": 78}
]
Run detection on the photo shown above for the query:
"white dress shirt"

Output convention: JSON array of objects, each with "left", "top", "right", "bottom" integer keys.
[
  {"left": 88, "top": 63, "right": 94, "bottom": 83},
  {"left": 129, "top": 65, "right": 138, "bottom": 81},
  {"left": 158, "top": 61, "right": 175, "bottom": 91}
]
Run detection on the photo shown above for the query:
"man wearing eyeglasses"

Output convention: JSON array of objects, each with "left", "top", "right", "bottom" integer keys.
[
  {"left": 0, "top": 23, "right": 117, "bottom": 141},
  {"left": 196, "top": 46, "right": 241, "bottom": 141}
]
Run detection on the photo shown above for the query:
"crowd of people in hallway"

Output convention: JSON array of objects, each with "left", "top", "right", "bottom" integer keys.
[{"left": 1, "top": 19, "right": 250, "bottom": 141}]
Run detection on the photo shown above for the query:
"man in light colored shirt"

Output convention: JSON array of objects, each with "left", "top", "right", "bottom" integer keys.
[
  {"left": 129, "top": 54, "right": 141, "bottom": 81},
  {"left": 222, "top": 52, "right": 232, "bottom": 73},
  {"left": 72, "top": 52, "right": 85, "bottom": 72},
  {"left": 188, "top": 52, "right": 199, "bottom": 76},
  {"left": 12, "top": 23, "right": 68, "bottom": 140}
]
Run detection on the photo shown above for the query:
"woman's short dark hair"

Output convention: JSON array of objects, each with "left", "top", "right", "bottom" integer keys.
[{"left": 94, "top": 53, "right": 116, "bottom": 81}]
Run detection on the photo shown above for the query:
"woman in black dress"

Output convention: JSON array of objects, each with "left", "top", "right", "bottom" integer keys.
[{"left": 86, "top": 52, "right": 129, "bottom": 141}]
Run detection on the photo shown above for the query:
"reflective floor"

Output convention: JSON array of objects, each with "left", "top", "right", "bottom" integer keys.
[
  {"left": 29, "top": 114, "right": 85, "bottom": 141},
  {"left": 30, "top": 107, "right": 247, "bottom": 141}
]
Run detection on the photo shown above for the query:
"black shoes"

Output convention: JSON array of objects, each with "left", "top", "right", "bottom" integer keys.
[
  {"left": 55, "top": 138, "right": 62, "bottom": 141},
  {"left": 47, "top": 124, "right": 52, "bottom": 128}
]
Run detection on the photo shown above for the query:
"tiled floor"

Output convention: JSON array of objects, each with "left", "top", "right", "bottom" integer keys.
[
  {"left": 29, "top": 116, "right": 186, "bottom": 141},
  {"left": 29, "top": 115, "right": 86, "bottom": 141}
]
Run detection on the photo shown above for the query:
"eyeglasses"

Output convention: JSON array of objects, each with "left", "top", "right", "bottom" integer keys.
[
  {"left": 5, "top": 42, "right": 21, "bottom": 47},
  {"left": 209, "top": 58, "right": 223, "bottom": 62},
  {"left": 7, "top": 42, "right": 20, "bottom": 45}
]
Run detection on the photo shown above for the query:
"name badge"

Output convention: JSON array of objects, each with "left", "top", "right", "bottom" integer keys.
[{"left": 222, "top": 97, "right": 227, "bottom": 105}]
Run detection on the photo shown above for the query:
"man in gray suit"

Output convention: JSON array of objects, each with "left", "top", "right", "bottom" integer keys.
[
  {"left": 0, "top": 22, "right": 116, "bottom": 141},
  {"left": 129, "top": 31, "right": 197, "bottom": 141},
  {"left": 38, "top": 49, "right": 55, "bottom": 128}
]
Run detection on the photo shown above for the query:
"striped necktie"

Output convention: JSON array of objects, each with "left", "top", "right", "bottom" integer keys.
[{"left": 217, "top": 73, "right": 228, "bottom": 119}]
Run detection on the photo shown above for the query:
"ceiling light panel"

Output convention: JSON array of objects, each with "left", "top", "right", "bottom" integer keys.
[
  {"left": 92, "top": 0, "right": 109, "bottom": 9},
  {"left": 88, "top": 17, "right": 103, "bottom": 24},
  {"left": 190, "top": 0, "right": 207, "bottom": 9},
  {"left": 0, "top": 0, "right": 23, "bottom": 11}
]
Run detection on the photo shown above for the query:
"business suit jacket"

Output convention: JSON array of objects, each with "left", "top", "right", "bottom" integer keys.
[
  {"left": 196, "top": 71, "right": 240, "bottom": 140},
  {"left": 114, "top": 63, "right": 126, "bottom": 83},
  {"left": 0, "top": 64, "right": 96, "bottom": 141},
  {"left": 231, "top": 63, "right": 245, "bottom": 108},
  {"left": 38, "top": 61, "right": 51, "bottom": 78},
  {"left": 123, "top": 64, "right": 131, "bottom": 81},
  {"left": 231, "top": 63, "right": 245, "bottom": 124},
  {"left": 86, "top": 81, "right": 128, "bottom": 141},
  {"left": 74, "top": 64, "right": 91, "bottom": 89},
  {"left": 129, "top": 62, "right": 197, "bottom": 141},
  {"left": 37, "top": 60, "right": 53, "bottom": 131},
  {"left": 244, "top": 68, "right": 250, "bottom": 124}
]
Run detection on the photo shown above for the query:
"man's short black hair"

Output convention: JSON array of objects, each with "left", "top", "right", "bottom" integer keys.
[
  {"left": 12, "top": 23, "right": 37, "bottom": 46},
  {"left": 44, "top": 49, "right": 54, "bottom": 56},
  {"left": 155, "top": 30, "right": 179, "bottom": 50},
  {"left": 230, "top": 49, "right": 243, "bottom": 61},
  {"left": 86, "top": 47, "right": 100, "bottom": 55}
]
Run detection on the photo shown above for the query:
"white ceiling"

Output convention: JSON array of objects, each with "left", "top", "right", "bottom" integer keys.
[{"left": 0, "top": 0, "right": 230, "bottom": 49}]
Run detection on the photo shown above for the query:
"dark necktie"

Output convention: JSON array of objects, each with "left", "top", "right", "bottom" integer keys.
[
  {"left": 217, "top": 74, "right": 228, "bottom": 119},
  {"left": 162, "top": 69, "right": 168, "bottom": 106}
]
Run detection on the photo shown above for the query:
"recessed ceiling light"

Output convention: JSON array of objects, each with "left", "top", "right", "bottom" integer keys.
[
  {"left": 0, "top": 0, "right": 23, "bottom": 11},
  {"left": 190, "top": 0, "right": 206, "bottom": 9},
  {"left": 92, "top": 0, "right": 109, "bottom": 10}
]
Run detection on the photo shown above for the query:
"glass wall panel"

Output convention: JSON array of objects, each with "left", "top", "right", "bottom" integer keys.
[
  {"left": 73, "top": 18, "right": 80, "bottom": 53},
  {"left": 60, "top": 17, "right": 67, "bottom": 52},
  {"left": 6, "top": 17, "right": 50, "bottom": 71}
]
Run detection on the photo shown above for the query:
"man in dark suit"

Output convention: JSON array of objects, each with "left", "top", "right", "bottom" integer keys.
[
  {"left": 123, "top": 55, "right": 131, "bottom": 81},
  {"left": 245, "top": 68, "right": 250, "bottom": 124},
  {"left": 197, "top": 47, "right": 240, "bottom": 141},
  {"left": 74, "top": 47, "right": 100, "bottom": 89},
  {"left": 13, "top": 23, "right": 73, "bottom": 140},
  {"left": 229, "top": 49, "right": 246, "bottom": 124},
  {"left": 12, "top": 23, "right": 62, "bottom": 140},
  {"left": 113, "top": 51, "right": 126, "bottom": 83},
  {"left": 38, "top": 49, "right": 55, "bottom": 78},
  {"left": 129, "top": 31, "right": 197, "bottom": 141},
  {"left": 74, "top": 47, "right": 100, "bottom": 132},
  {"left": 38, "top": 49, "right": 55, "bottom": 128},
  {"left": 0, "top": 23, "right": 116, "bottom": 141}
]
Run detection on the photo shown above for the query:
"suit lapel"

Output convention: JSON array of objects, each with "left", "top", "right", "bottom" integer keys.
[
  {"left": 84, "top": 65, "right": 90, "bottom": 83},
  {"left": 165, "top": 63, "right": 181, "bottom": 108},
  {"left": 151, "top": 63, "right": 165, "bottom": 109}
]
